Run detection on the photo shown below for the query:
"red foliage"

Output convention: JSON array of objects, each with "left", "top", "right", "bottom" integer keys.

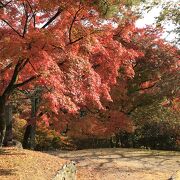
[
  {"left": 0, "top": 2, "right": 141, "bottom": 111},
  {"left": 0, "top": 1, "right": 178, "bottom": 138},
  {"left": 66, "top": 110, "right": 134, "bottom": 139}
]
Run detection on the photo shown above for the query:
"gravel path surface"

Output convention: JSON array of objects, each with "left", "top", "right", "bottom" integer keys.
[{"left": 49, "top": 148, "right": 180, "bottom": 180}]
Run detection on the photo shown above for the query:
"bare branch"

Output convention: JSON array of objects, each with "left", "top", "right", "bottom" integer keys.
[{"left": 41, "top": 7, "right": 62, "bottom": 29}]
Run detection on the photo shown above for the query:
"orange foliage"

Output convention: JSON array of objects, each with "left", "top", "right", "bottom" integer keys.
[
  {"left": 0, "top": 0, "right": 179, "bottom": 139},
  {"left": 66, "top": 111, "right": 134, "bottom": 139}
]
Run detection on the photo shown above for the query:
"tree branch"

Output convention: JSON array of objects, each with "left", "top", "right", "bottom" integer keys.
[
  {"left": 52, "top": 44, "right": 65, "bottom": 53},
  {"left": 18, "top": 58, "right": 29, "bottom": 72},
  {"left": 0, "top": 62, "right": 13, "bottom": 74},
  {"left": 1, "top": 19, "right": 23, "bottom": 37},
  {"left": 41, "top": 7, "right": 62, "bottom": 29},
  {"left": 26, "top": 0, "right": 36, "bottom": 28},
  {"left": 68, "top": 31, "right": 96, "bottom": 45},
  {"left": 131, "top": 82, "right": 158, "bottom": 94},
  {"left": 2, "top": 59, "right": 24, "bottom": 96},
  {"left": 28, "top": 60, "right": 37, "bottom": 73},
  {"left": 0, "top": 0, "right": 11, "bottom": 9},
  {"left": 69, "top": 36, "right": 84, "bottom": 44},
  {"left": 14, "top": 75, "right": 39, "bottom": 88},
  {"left": 69, "top": 5, "right": 83, "bottom": 43},
  {"left": 22, "top": 2, "right": 29, "bottom": 37}
]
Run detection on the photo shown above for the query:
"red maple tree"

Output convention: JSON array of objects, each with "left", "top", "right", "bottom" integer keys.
[
  {"left": 65, "top": 21, "right": 179, "bottom": 140},
  {"left": 1, "top": 1, "right": 178, "bottom": 148},
  {"left": 0, "top": 1, "right": 143, "bottom": 146}
]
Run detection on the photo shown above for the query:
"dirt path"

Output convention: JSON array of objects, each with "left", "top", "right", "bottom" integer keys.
[{"left": 50, "top": 148, "right": 180, "bottom": 180}]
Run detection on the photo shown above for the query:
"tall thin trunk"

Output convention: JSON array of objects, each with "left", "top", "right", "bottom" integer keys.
[
  {"left": 0, "top": 96, "right": 6, "bottom": 147},
  {"left": 3, "top": 105, "right": 13, "bottom": 146}
]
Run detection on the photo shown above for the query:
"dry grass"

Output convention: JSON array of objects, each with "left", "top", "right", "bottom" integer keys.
[{"left": 0, "top": 147, "right": 67, "bottom": 180}]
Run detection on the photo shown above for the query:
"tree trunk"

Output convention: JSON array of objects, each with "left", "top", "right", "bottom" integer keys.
[
  {"left": 3, "top": 105, "right": 13, "bottom": 146},
  {"left": 23, "top": 96, "right": 39, "bottom": 149},
  {"left": 22, "top": 124, "right": 33, "bottom": 149},
  {"left": 0, "top": 96, "right": 6, "bottom": 147},
  {"left": 22, "top": 122, "right": 36, "bottom": 149}
]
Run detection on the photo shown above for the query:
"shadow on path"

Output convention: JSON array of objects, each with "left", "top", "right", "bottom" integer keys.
[
  {"left": 48, "top": 148, "right": 180, "bottom": 172},
  {"left": 0, "top": 169, "right": 16, "bottom": 176}
]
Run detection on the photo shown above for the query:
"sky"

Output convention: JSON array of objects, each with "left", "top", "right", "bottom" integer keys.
[
  {"left": 136, "top": 0, "right": 178, "bottom": 27},
  {"left": 135, "top": 7, "right": 161, "bottom": 28},
  {"left": 135, "top": 0, "right": 178, "bottom": 43}
]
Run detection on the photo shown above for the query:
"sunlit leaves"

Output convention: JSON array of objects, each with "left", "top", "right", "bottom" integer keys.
[{"left": 1, "top": 0, "right": 178, "bottom": 138}]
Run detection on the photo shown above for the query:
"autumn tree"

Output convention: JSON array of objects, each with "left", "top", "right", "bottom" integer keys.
[
  {"left": 108, "top": 23, "right": 179, "bottom": 149},
  {"left": 0, "top": 0, "right": 145, "bottom": 146},
  {"left": 64, "top": 16, "right": 180, "bottom": 148}
]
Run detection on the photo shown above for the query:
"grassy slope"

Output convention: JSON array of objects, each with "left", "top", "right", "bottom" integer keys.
[{"left": 0, "top": 147, "right": 67, "bottom": 180}]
